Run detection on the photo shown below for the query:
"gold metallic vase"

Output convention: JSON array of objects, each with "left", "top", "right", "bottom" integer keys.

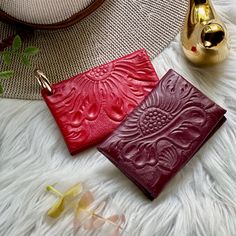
[{"left": 181, "top": 0, "right": 230, "bottom": 66}]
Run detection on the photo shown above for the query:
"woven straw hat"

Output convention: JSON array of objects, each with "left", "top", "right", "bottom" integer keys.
[{"left": 0, "top": 0, "right": 188, "bottom": 100}]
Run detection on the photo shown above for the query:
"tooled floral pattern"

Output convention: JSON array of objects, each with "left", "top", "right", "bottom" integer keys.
[
  {"left": 85, "top": 63, "right": 113, "bottom": 81},
  {"left": 106, "top": 70, "right": 216, "bottom": 175},
  {"left": 139, "top": 108, "right": 173, "bottom": 135},
  {"left": 43, "top": 50, "right": 159, "bottom": 151}
]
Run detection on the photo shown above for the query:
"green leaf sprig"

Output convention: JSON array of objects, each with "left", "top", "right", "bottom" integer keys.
[{"left": 0, "top": 35, "right": 39, "bottom": 95}]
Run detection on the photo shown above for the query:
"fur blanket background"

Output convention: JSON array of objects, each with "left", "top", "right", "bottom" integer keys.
[{"left": 0, "top": 0, "right": 236, "bottom": 235}]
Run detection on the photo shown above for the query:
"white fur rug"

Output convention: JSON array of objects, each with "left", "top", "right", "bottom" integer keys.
[{"left": 1, "top": 0, "right": 236, "bottom": 235}]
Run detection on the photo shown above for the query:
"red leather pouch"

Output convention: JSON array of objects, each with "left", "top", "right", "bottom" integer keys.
[{"left": 36, "top": 49, "right": 159, "bottom": 155}]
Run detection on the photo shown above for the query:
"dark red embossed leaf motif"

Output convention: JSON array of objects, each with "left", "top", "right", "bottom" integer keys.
[
  {"left": 98, "top": 69, "right": 226, "bottom": 199},
  {"left": 42, "top": 49, "right": 159, "bottom": 155}
]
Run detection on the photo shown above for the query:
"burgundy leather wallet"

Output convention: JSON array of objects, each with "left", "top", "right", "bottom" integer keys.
[
  {"left": 98, "top": 69, "right": 226, "bottom": 199},
  {"left": 41, "top": 49, "right": 159, "bottom": 155}
]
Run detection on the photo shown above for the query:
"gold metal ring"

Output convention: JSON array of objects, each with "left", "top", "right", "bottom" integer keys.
[{"left": 34, "top": 69, "right": 53, "bottom": 94}]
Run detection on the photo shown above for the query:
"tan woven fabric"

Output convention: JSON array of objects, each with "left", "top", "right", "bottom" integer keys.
[{"left": 0, "top": 0, "right": 188, "bottom": 100}]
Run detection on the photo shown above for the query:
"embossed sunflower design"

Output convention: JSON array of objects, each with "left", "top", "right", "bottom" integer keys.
[
  {"left": 46, "top": 50, "right": 158, "bottom": 145},
  {"left": 108, "top": 73, "right": 211, "bottom": 173}
]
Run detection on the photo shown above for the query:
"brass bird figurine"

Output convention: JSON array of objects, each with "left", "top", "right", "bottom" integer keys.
[{"left": 181, "top": 0, "right": 230, "bottom": 66}]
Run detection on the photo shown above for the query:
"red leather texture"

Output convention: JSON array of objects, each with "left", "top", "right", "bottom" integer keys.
[
  {"left": 42, "top": 49, "right": 159, "bottom": 155},
  {"left": 98, "top": 69, "right": 227, "bottom": 199}
]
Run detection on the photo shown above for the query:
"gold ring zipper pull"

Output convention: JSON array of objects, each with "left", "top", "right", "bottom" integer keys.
[{"left": 34, "top": 69, "right": 53, "bottom": 94}]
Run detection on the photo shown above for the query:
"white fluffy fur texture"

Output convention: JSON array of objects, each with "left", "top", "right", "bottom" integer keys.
[{"left": 1, "top": 0, "right": 236, "bottom": 235}]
